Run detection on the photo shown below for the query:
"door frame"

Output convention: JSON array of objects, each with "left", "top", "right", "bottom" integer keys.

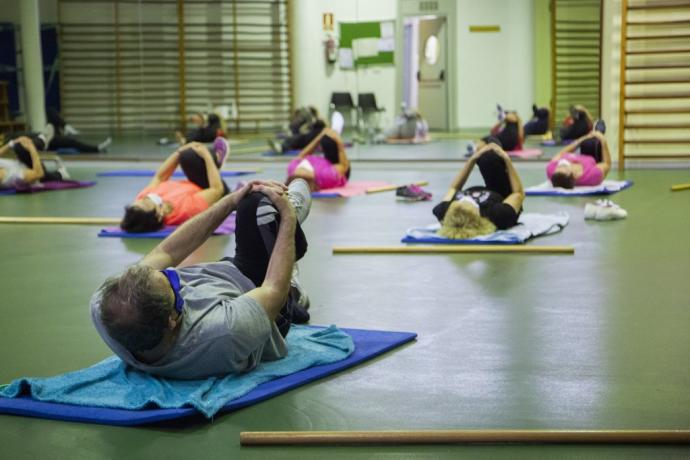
[{"left": 397, "top": 0, "right": 458, "bottom": 131}]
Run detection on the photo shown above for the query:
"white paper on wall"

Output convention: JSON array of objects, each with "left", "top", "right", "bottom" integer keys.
[
  {"left": 352, "top": 38, "right": 379, "bottom": 58},
  {"left": 380, "top": 21, "right": 394, "bottom": 38},
  {"left": 339, "top": 48, "right": 354, "bottom": 69},
  {"left": 378, "top": 37, "right": 394, "bottom": 52}
]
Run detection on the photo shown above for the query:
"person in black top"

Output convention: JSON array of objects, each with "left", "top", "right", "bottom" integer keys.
[
  {"left": 559, "top": 105, "right": 594, "bottom": 141},
  {"left": 45, "top": 107, "right": 112, "bottom": 153},
  {"left": 176, "top": 112, "right": 222, "bottom": 145},
  {"left": 523, "top": 104, "right": 550, "bottom": 136},
  {"left": 468, "top": 111, "right": 524, "bottom": 156},
  {"left": 433, "top": 140, "right": 525, "bottom": 239}
]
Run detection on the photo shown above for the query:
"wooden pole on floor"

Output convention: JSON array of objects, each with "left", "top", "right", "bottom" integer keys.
[
  {"left": 670, "top": 183, "right": 690, "bottom": 191},
  {"left": 0, "top": 217, "right": 120, "bottom": 225},
  {"left": 332, "top": 245, "right": 574, "bottom": 255},
  {"left": 366, "top": 181, "right": 429, "bottom": 194},
  {"left": 240, "top": 429, "right": 690, "bottom": 446}
]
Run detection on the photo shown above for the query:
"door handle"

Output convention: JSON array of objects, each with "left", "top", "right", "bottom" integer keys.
[
  {"left": 416, "top": 70, "right": 420, "bottom": 82},
  {"left": 439, "top": 70, "right": 445, "bottom": 81}
]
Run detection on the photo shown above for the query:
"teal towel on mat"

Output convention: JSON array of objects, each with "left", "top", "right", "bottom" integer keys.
[{"left": 0, "top": 325, "right": 354, "bottom": 418}]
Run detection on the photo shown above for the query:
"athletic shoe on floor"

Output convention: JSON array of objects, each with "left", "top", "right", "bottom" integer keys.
[
  {"left": 213, "top": 136, "right": 230, "bottom": 166},
  {"left": 584, "top": 199, "right": 627, "bottom": 221},
  {"left": 396, "top": 184, "right": 433, "bottom": 201},
  {"left": 496, "top": 103, "right": 504, "bottom": 121},
  {"left": 594, "top": 119, "right": 606, "bottom": 134},
  {"left": 98, "top": 137, "right": 112, "bottom": 152},
  {"left": 41, "top": 123, "right": 55, "bottom": 146},
  {"left": 465, "top": 142, "right": 476, "bottom": 158},
  {"left": 267, "top": 138, "right": 283, "bottom": 154},
  {"left": 287, "top": 178, "right": 312, "bottom": 225},
  {"left": 55, "top": 158, "right": 71, "bottom": 180}
]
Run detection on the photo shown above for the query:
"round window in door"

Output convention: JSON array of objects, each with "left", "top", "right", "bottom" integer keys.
[{"left": 424, "top": 35, "right": 439, "bottom": 65}]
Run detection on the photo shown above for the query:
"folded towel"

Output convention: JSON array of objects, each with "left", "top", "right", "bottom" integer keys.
[
  {"left": 402, "top": 212, "right": 569, "bottom": 244},
  {"left": 526, "top": 180, "right": 633, "bottom": 196},
  {"left": 98, "top": 213, "right": 236, "bottom": 238},
  {"left": 97, "top": 170, "right": 256, "bottom": 178},
  {"left": 507, "top": 148, "right": 542, "bottom": 159},
  {"left": 0, "top": 325, "right": 354, "bottom": 419},
  {"left": 312, "top": 180, "right": 392, "bottom": 198},
  {"left": 0, "top": 180, "right": 96, "bottom": 195}
]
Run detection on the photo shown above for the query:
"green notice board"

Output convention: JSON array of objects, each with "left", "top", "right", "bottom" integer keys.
[{"left": 339, "top": 20, "right": 394, "bottom": 67}]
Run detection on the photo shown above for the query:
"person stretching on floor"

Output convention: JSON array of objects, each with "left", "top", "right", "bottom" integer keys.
[
  {"left": 0, "top": 135, "right": 69, "bottom": 189},
  {"left": 468, "top": 110, "right": 524, "bottom": 156},
  {"left": 547, "top": 130, "right": 611, "bottom": 189},
  {"left": 121, "top": 138, "right": 230, "bottom": 233},
  {"left": 91, "top": 178, "right": 312, "bottom": 379},
  {"left": 434, "top": 140, "right": 525, "bottom": 238},
  {"left": 286, "top": 125, "right": 350, "bottom": 192}
]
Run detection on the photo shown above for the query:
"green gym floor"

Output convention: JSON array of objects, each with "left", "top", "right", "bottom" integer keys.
[{"left": 0, "top": 140, "right": 689, "bottom": 458}]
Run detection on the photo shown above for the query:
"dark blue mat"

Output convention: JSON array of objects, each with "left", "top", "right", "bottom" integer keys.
[
  {"left": 0, "top": 327, "right": 415, "bottom": 426},
  {"left": 262, "top": 149, "right": 300, "bottom": 157},
  {"left": 97, "top": 170, "right": 256, "bottom": 178},
  {"left": 526, "top": 180, "right": 633, "bottom": 196}
]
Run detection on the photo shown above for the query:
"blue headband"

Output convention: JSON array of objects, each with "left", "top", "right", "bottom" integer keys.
[{"left": 160, "top": 269, "right": 184, "bottom": 315}]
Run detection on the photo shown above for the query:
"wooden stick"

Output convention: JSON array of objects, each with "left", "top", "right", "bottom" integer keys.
[
  {"left": 366, "top": 181, "right": 429, "bottom": 194},
  {"left": 332, "top": 245, "right": 574, "bottom": 255},
  {"left": 240, "top": 430, "right": 690, "bottom": 446},
  {"left": 0, "top": 217, "right": 121, "bottom": 225},
  {"left": 671, "top": 183, "right": 690, "bottom": 192}
]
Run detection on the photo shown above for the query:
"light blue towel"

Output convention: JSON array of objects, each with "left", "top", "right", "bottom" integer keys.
[
  {"left": 0, "top": 325, "right": 353, "bottom": 418},
  {"left": 403, "top": 212, "right": 569, "bottom": 244}
]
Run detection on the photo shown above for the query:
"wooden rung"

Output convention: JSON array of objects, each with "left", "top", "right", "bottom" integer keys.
[
  {"left": 626, "top": 124, "right": 690, "bottom": 130},
  {"left": 626, "top": 108, "right": 690, "bottom": 114},
  {"left": 627, "top": 34, "right": 690, "bottom": 40},
  {"left": 627, "top": 79, "right": 690, "bottom": 85},
  {"left": 671, "top": 183, "right": 690, "bottom": 191},
  {"left": 628, "top": 1, "right": 690, "bottom": 10},
  {"left": 332, "top": 246, "right": 574, "bottom": 255},
  {"left": 623, "top": 139, "right": 690, "bottom": 144},
  {"left": 626, "top": 65, "right": 690, "bottom": 70},
  {"left": 628, "top": 19, "right": 690, "bottom": 26},
  {"left": 240, "top": 430, "right": 690, "bottom": 446},
  {"left": 627, "top": 94, "right": 690, "bottom": 100},
  {"left": 366, "top": 182, "right": 429, "bottom": 194},
  {"left": 0, "top": 217, "right": 120, "bottom": 225},
  {"left": 627, "top": 49, "right": 690, "bottom": 55}
]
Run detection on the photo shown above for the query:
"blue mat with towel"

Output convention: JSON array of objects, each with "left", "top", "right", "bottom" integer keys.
[
  {"left": 97, "top": 170, "right": 257, "bottom": 178},
  {"left": 402, "top": 212, "right": 569, "bottom": 245},
  {"left": 526, "top": 180, "right": 633, "bottom": 196},
  {"left": 0, "top": 326, "right": 415, "bottom": 426},
  {"left": 98, "top": 214, "right": 236, "bottom": 239}
]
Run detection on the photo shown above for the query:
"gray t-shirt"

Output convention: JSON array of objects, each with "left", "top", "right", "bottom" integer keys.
[
  {"left": 90, "top": 259, "right": 288, "bottom": 380},
  {"left": 0, "top": 159, "right": 26, "bottom": 189}
]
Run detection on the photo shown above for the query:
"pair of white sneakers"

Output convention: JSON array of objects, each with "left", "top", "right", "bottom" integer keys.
[{"left": 584, "top": 199, "right": 627, "bottom": 221}]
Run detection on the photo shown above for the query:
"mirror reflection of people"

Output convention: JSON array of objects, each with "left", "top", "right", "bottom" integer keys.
[
  {"left": 547, "top": 130, "right": 611, "bottom": 189},
  {"left": 268, "top": 106, "right": 321, "bottom": 154},
  {"left": 384, "top": 108, "right": 430, "bottom": 143},
  {"left": 434, "top": 140, "right": 525, "bottom": 239},
  {"left": 523, "top": 104, "right": 550, "bottom": 136},
  {"left": 286, "top": 125, "right": 350, "bottom": 191},
  {"left": 559, "top": 105, "right": 598, "bottom": 141},
  {"left": 91, "top": 178, "right": 313, "bottom": 379},
  {"left": 0, "top": 135, "right": 70, "bottom": 189},
  {"left": 175, "top": 112, "right": 222, "bottom": 145},
  {"left": 45, "top": 107, "right": 111, "bottom": 153},
  {"left": 121, "top": 139, "right": 230, "bottom": 233},
  {"left": 467, "top": 109, "right": 524, "bottom": 156}
]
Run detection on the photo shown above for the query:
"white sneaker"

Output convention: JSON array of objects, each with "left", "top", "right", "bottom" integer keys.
[
  {"left": 55, "top": 159, "right": 71, "bottom": 180},
  {"left": 287, "top": 178, "right": 312, "bottom": 225},
  {"left": 290, "top": 263, "right": 310, "bottom": 312},
  {"left": 584, "top": 200, "right": 627, "bottom": 221},
  {"left": 98, "top": 137, "right": 112, "bottom": 152}
]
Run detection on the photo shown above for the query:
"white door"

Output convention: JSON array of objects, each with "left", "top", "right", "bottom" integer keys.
[{"left": 417, "top": 16, "right": 448, "bottom": 130}]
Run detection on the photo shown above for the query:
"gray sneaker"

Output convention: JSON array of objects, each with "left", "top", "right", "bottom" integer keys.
[
  {"left": 290, "top": 263, "right": 310, "bottom": 312},
  {"left": 287, "top": 178, "right": 311, "bottom": 225}
]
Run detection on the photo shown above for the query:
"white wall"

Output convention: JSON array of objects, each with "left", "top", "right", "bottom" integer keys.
[
  {"left": 0, "top": 0, "right": 57, "bottom": 23},
  {"left": 455, "top": 0, "right": 534, "bottom": 129},
  {"left": 290, "top": 0, "right": 398, "bottom": 127}
]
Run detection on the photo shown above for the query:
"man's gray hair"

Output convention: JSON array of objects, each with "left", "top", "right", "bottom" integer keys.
[{"left": 99, "top": 264, "right": 173, "bottom": 353}]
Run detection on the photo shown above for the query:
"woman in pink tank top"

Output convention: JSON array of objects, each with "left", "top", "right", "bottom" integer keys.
[
  {"left": 287, "top": 126, "right": 350, "bottom": 191},
  {"left": 546, "top": 131, "right": 611, "bottom": 188}
]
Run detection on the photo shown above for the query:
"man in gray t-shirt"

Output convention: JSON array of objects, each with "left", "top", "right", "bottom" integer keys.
[{"left": 90, "top": 179, "right": 312, "bottom": 380}]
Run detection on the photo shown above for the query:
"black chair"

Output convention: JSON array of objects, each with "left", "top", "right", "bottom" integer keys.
[{"left": 357, "top": 92, "right": 385, "bottom": 139}]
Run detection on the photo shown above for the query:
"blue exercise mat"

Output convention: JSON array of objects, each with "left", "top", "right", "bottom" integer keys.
[
  {"left": 526, "top": 180, "right": 633, "bottom": 196},
  {"left": 262, "top": 149, "right": 300, "bottom": 157},
  {"left": 97, "top": 170, "right": 256, "bottom": 178},
  {"left": 0, "top": 326, "right": 415, "bottom": 426}
]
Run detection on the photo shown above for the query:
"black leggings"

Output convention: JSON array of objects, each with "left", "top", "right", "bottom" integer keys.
[
  {"left": 13, "top": 138, "right": 62, "bottom": 182},
  {"left": 178, "top": 149, "right": 229, "bottom": 195},
  {"left": 282, "top": 124, "right": 323, "bottom": 152},
  {"left": 432, "top": 150, "right": 512, "bottom": 221},
  {"left": 579, "top": 138, "right": 602, "bottom": 163},
  {"left": 231, "top": 191, "right": 308, "bottom": 336},
  {"left": 483, "top": 122, "right": 519, "bottom": 151},
  {"left": 560, "top": 117, "right": 590, "bottom": 141},
  {"left": 523, "top": 118, "right": 549, "bottom": 136},
  {"left": 48, "top": 135, "right": 99, "bottom": 153}
]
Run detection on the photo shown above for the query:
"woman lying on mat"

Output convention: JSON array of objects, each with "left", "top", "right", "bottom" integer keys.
[
  {"left": 384, "top": 108, "right": 430, "bottom": 144},
  {"left": 558, "top": 104, "right": 607, "bottom": 142},
  {"left": 434, "top": 140, "right": 524, "bottom": 238},
  {"left": 286, "top": 125, "right": 351, "bottom": 191},
  {"left": 120, "top": 139, "right": 230, "bottom": 233},
  {"left": 0, "top": 136, "right": 70, "bottom": 189},
  {"left": 523, "top": 104, "right": 550, "bottom": 136},
  {"left": 547, "top": 130, "right": 611, "bottom": 189},
  {"left": 46, "top": 107, "right": 111, "bottom": 153},
  {"left": 175, "top": 112, "right": 223, "bottom": 145},
  {"left": 467, "top": 111, "right": 524, "bottom": 155}
]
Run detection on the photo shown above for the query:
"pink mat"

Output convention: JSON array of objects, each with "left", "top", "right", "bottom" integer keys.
[
  {"left": 508, "top": 148, "right": 543, "bottom": 159},
  {"left": 314, "top": 180, "right": 393, "bottom": 198}
]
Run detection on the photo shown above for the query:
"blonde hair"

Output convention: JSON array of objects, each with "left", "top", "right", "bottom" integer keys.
[{"left": 438, "top": 200, "right": 496, "bottom": 239}]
